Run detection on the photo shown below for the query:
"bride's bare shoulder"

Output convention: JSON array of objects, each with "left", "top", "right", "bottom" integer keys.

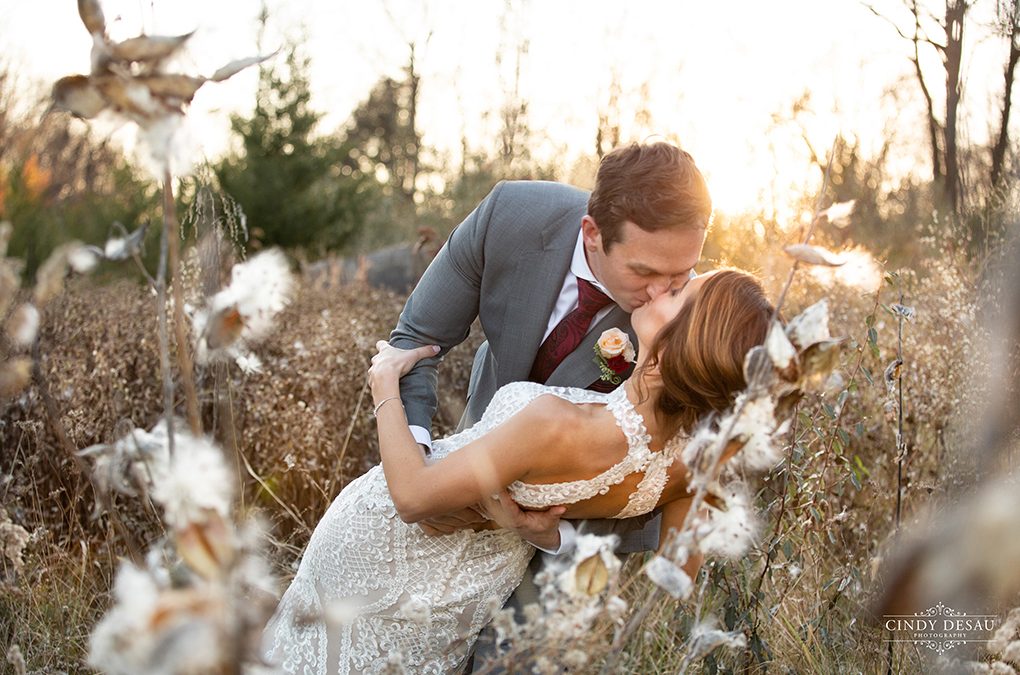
[{"left": 518, "top": 393, "right": 610, "bottom": 445}]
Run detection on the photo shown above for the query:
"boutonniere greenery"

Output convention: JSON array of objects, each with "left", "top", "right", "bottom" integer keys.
[{"left": 593, "top": 328, "right": 636, "bottom": 384}]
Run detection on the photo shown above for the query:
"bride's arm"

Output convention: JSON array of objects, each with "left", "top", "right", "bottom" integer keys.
[
  {"left": 658, "top": 497, "right": 705, "bottom": 580},
  {"left": 370, "top": 341, "right": 564, "bottom": 524}
]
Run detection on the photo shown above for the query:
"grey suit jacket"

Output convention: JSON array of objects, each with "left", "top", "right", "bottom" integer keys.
[{"left": 389, "top": 180, "right": 658, "bottom": 552}]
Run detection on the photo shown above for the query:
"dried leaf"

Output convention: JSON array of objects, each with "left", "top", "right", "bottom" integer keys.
[
  {"left": 775, "top": 389, "right": 803, "bottom": 420},
  {"left": 0, "top": 260, "right": 19, "bottom": 320},
  {"left": 574, "top": 553, "right": 610, "bottom": 596},
  {"left": 209, "top": 51, "right": 278, "bottom": 82},
  {"left": 174, "top": 510, "right": 235, "bottom": 580},
  {"left": 77, "top": 0, "right": 106, "bottom": 36},
  {"left": 884, "top": 358, "right": 904, "bottom": 396},
  {"left": 820, "top": 200, "right": 856, "bottom": 228},
  {"left": 644, "top": 555, "right": 692, "bottom": 599},
  {"left": 783, "top": 244, "right": 845, "bottom": 267},
  {"left": 765, "top": 320, "right": 797, "bottom": 373},
  {"left": 110, "top": 32, "right": 194, "bottom": 64},
  {"left": 33, "top": 242, "right": 77, "bottom": 306},
  {"left": 205, "top": 306, "right": 245, "bottom": 350},
  {"left": 0, "top": 358, "right": 33, "bottom": 399},
  {"left": 719, "top": 437, "right": 748, "bottom": 465},
  {"left": 890, "top": 303, "right": 916, "bottom": 321},
  {"left": 0, "top": 221, "right": 12, "bottom": 258},
  {"left": 799, "top": 339, "right": 844, "bottom": 391},
  {"left": 786, "top": 299, "right": 831, "bottom": 349},
  {"left": 742, "top": 345, "right": 775, "bottom": 391},
  {"left": 150, "top": 587, "right": 224, "bottom": 630},
  {"left": 94, "top": 75, "right": 163, "bottom": 119},
  {"left": 137, "top": 74, "right": 206, "bottom": 104},
  {"left": 51, "top": 75, "right": 107, "bottom": 119}
]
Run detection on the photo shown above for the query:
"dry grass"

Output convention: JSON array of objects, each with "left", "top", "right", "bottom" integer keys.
[
  {"left": 0, "top": 273, "right": 483, "bottom": 671},
  {"left": 0, "top": 232, "right": 1006, "bottom": 673}
]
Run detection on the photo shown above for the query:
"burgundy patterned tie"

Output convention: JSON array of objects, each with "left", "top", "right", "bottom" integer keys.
[{"left": 529, "top": 279, "right": 613, "bottom": 384}]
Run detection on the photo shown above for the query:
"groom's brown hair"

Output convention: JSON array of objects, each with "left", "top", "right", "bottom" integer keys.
[{"left": 588, "top": 141, "right": 712, "bottom": 251}]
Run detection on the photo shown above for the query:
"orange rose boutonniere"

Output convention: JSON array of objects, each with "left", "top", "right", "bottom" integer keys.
[{"left": 593, "top": 328, "right": 636, "bottom": 384}]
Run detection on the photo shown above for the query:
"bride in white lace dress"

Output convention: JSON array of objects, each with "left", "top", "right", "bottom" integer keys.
[{"left": 261, "top": 270, "right": 772, "bottom": 674}]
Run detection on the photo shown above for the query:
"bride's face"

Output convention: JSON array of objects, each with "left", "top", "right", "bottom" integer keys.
[{"left": 631, "top": 270, "right": 714, "bottom": 350}]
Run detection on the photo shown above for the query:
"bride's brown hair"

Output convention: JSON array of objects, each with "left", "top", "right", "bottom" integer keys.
[{"left": 641, "top": 270, "right": 773, "bottom": 439}]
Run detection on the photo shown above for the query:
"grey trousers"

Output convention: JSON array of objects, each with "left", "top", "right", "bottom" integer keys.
[{"left": 468, "top": 513, "right": 661, "bottom": 673}]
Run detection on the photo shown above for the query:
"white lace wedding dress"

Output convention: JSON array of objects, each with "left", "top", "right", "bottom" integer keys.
[{"left": 261, "top": 381, "right": 681, "bottom": 674}]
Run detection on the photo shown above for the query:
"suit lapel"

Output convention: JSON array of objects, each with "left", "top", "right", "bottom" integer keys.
[
  {"left": 493, "top": 208, "right": 581, "bottom": 386},
  {"left": 546, "top": 306, "right": 636, "bottom": 388}
]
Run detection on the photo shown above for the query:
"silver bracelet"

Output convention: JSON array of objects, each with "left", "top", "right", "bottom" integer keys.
[{"left": 373, "top": 396, "right": 402, "bottom": 417}]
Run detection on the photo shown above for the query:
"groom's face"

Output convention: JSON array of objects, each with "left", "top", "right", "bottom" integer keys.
[{"left": 581, "top": 216, "right": 706, "bottom": 313}]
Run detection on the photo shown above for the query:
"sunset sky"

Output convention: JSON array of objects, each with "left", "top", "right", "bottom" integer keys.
[{"left": 0, "top": 0, "right": 1011, "bottom": 218}]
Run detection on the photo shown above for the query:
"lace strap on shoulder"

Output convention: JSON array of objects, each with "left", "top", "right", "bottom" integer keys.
[
  {"left": 605, "top": 387, "right": 652, "bottom": 464},
  {"left": 614, "top": 431, "right": 689, "bottom": 519}
]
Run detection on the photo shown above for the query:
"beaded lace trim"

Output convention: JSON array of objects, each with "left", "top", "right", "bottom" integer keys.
[{"left": 507, "top": 384, "right": 678, "bottom": 518}]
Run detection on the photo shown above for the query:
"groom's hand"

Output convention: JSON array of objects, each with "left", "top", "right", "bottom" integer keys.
[
  {"left": 482, "top": 490, "right": 565, "bottom": 551},
  {"left": 418, "top": 506, "right": 489, "bottom": 536}
]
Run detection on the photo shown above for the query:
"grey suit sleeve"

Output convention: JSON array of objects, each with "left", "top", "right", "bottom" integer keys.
[{"left": 389, "top": 181, "right": 506, "bottom": 435}]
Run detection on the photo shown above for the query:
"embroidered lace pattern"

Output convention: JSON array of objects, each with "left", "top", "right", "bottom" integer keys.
[
  {"left": 261, "top": 381, "right": 679, "bottom": 674},
  {"left": 614, "top": 430, "right": 688, "bottom": 518},
  {"left": 506, "top": 383, "right": 680, "bottom": 519}
]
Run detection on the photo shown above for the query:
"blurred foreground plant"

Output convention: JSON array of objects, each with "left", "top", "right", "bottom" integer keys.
[
  {"left": 51, "top": 0, "right": 275, "bottom": 444},
  {"left": 31, "top": 2, "right": 292, "bottom": 673}
]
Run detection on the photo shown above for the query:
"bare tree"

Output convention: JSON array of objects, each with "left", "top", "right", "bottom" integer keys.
[
  {"left": 865, "top": 0, "right": 971, "bottom": 213},
  {"left": 991, "top": 0, "right": 1020, "bottom": 188},
  {"left": 495, "top": 0, "right": 532, "bottom": 173},
  {"left": 381, "top": 1, "right": 434, "bottom": 204},
  {"left": 595, "top": 71, "right": 622, "bottom": 159}
]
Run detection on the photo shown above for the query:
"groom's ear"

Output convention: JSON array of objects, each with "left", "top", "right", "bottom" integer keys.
[{"left": 581, "top": 215, "right": 602, "bottom": 252}]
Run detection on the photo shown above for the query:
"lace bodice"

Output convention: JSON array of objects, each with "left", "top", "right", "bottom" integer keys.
[{"left": 433, "top": 381, "right": 684, "bottom": 520}]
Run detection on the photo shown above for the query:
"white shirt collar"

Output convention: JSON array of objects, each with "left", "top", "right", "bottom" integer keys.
[{"left": 571, "top": 228, "right": 616, "bottom": 302}]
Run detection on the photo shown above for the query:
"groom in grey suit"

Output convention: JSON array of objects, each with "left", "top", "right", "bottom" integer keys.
[{"left": 388, "top": 141, "right": 711, "bottom": 610}]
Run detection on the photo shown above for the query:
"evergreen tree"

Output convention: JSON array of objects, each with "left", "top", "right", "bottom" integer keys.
[
  {"left": 343, "top": 71, "right": 421, "bottom": 206},
  {"left": 215, "top": 46, "right": 369, "bottom": 253}
]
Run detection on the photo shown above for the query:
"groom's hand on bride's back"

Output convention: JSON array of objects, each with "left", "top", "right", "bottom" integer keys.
[{"left": 418, "top": 493, "right": 565, "bottom": 551}]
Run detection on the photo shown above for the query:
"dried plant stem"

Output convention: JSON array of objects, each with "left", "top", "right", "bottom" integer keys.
[
  {"left": 163, "top": 168, "right": 202, "bottom": 436},
  {"left": 237, "top": 438, "right": 310, "bottom": 536},
  {"left": 819, "top": 286, "right": 884, "bottom": 482},
  {"left": 327, "top": 374, "right": 370, "bottom": 499},
  {"left": 130, "top": 247, "right": 157, "bottom": 292},
  {"left": 885, "top": 296, "right": 908, "bottom": 675},
  {"left": 770, "top": 137, "right": 840, "bottom": 324},
  {"left": 601, "top": 393, "right": 752, "bottom": 672},
  {"left": 215, "top": 363, "right": 244, "bottom": 502},
  {"left": 894, "top": 292, "right": 906, "bottom": 529},
  {"left": 156, "top": 217, "right": 176, "bottom": 458},
  {"left": 600, "top": 585, "right": 662, "bottom": 673},
  {"left": 748, "top": 413, "right": 799, "bottom": 636},
  {"left": 30, "top": 337, "right": 144, "bottom": 563}
]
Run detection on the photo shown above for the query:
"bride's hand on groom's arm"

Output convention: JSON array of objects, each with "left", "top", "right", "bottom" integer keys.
[{"left": 369, "top": 341, "right": 441, "bottom": 396}]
